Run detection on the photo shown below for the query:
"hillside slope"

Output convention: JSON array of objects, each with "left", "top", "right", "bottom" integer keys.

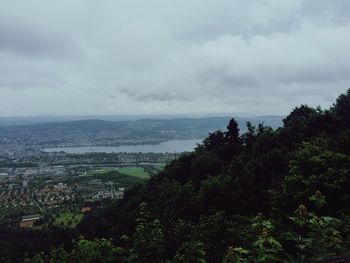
[
  {"left": 3, "top": 90, "right": 350, "bottom": 262},
  {"left": 74, "top": 89, "right": 350, "bottom": 262}
]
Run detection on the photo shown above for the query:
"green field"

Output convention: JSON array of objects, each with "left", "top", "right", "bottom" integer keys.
[
  {"left": 53, "top": 212, "right": 83, "bottom": 228},
  {"left": 93, "top": 165, "right": 165, "bottom": 179},
  {"left": 115, "top": 167, "right": 150, "bottom": 179},
  {"left": 153, "top": 164, "right": 165, "bottom": 170}
]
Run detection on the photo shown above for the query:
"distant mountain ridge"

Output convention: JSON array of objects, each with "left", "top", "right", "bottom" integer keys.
[
  {"left": 0, "top": 116, "right": 284, "bottom": 135},
  {"left": 0, "top": 115, "right": 283, "bottom": 126},
  {"left": 0, "top": 116, "right": 284, "bottom": 149}
]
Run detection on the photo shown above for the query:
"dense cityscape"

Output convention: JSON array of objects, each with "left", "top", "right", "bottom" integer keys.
[
  {"left": 0, "top": 145, "right": 177, "bottom": 228},
  {"left": 0, "top": 117, "right": 283, "bottom": 229}
]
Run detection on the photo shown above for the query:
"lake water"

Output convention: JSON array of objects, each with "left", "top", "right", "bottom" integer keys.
[{"left": 42, "top": 139, "right": 202, "bottom": 154}]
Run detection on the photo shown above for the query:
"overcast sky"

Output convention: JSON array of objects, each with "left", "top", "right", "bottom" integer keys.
[{"left": 0, "top": 0, "right": 349, "bottom": 117}]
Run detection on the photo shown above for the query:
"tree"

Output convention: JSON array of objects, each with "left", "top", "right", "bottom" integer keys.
[
  {"left": 281, "top": 105, "right": 320, "bottom": 148},
  {"left": 172, "top": 240, "right": 206, "bottom": 263},
  {"left": 332, "top": 88, "right": 350, "bottom": 129},
  {"left": 281, "top": 140, "right": 350, "bottom": 214},
  {"left": 26, "top": 238, "right": 123, "bottom": 263},
  {"left": 203, "top": 130, "right": 226, "bottom": 151},
  {"left": 287, "top": 193, "right": 343, "bottom": 262},
  {"left": 131, "top": 202, "right": 165, "bottom": 263},
  {"left": 226, "top": 118, "right": 240, "bottom": 144}
]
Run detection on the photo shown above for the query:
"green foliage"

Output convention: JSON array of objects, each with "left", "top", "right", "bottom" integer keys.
[
  {"left": 332, "top": 88, "right": 350, "bottom": 128},
  {"left": 203, "top": 130, "right": 226, "bottom": 151},
  {"left": 287, "top": 201, "right": 343, "bottom": 262},
  {"left": 251, "top": 229, "right": 285, "bottom": 263},
  {"left": 222, "top": 247, "right": 250, "bottom": 263},
  {"left": 191, "top": 212, "right": 234, "bottom": 262},
  {"left": 249, "top": 215, "right": 286, "bottom": 262},
  {"left": 172, "top": 240, "right": 207, "bottom": 263},
  {"left": 281, "top": 140, "right": 350, "bottom": 214},
  {"left": 131, "top": 202, "right": 166, "bottom": 262},
  {"left": 223, "top": 214, "right": 286, "bottom": 263},
  {"left": 198, "top": 175, "right": 241, "bottom": 213},
  {"left": 309, "top": 190, "right": 326, "bottom": 209},
  {"left": 26, "top": 238, "right": 122, "bottom": 263}
]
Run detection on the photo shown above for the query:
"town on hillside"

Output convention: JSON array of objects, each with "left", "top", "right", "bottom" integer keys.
[{"left": 0, "top": 151, "right": 171, "bottom": 229}]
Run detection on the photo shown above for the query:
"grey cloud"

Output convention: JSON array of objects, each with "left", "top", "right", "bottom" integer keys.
[
  {"left": 301, "top": 0, "right": 350, "bottom": 24},
  {"left": 0, "top": 17, "right": 81, "bottom": 58},
  {"left": 0, "top": 74, "right": 66, "bottom": 90},
  {"left": 0, "top": 0, "right": 350, "bottom": 116},
  {"left": 118, "top": 19, "right": 350, "bottom": 105},
  {"left": 0, "top": 51, "right": 68, "bottom": 90}
]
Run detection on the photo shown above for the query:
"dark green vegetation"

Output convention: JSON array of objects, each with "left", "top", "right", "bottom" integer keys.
[{"left": 2, "top": 90, "right": 350, "bottom": 262}]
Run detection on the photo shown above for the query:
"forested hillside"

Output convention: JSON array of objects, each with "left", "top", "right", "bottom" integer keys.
[{"left": 3, "top": 90, "right": 350, "bottom": 262}]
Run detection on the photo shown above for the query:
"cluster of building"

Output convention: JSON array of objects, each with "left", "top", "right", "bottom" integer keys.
[
  {"left": 0, "top": 149, "right": 161, "bottom": 230},
  {"left": 0, "top": 175, "right": 125, "bottom": 210},
  {"left": 0, "top": 164, "right": 128, "bottom": 230},
  {"left": 19, "top": 214, "right": 42, "bottom": 228},
  {"left": 34, "top": 183, "right": 75, "bottom": 206},
  {"left": 76, "top": 179, "right": 125, "bottom": 201},
  {"left": 0, "top": 188, "right": 33, "bottom": 207}
]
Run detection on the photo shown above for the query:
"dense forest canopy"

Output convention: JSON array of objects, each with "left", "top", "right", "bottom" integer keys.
[{"left": 2, "top": 89, "right": 350, "bottom": 262}]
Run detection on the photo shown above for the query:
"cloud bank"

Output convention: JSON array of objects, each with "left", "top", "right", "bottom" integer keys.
[{"left": 0, "top": 0, "right": 349, "bottom": 116}]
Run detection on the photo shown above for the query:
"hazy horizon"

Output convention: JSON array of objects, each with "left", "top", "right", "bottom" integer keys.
[
  {"left": 0, "top": 113, "right": 285, "bottom": 126},
  {"left": 1, "top": 0, "right": 350, "bottom": 116}
]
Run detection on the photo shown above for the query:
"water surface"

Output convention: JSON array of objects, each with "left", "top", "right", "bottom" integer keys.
[{"left": 43, "top": 139, "right": 202, "bottom": 154}]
